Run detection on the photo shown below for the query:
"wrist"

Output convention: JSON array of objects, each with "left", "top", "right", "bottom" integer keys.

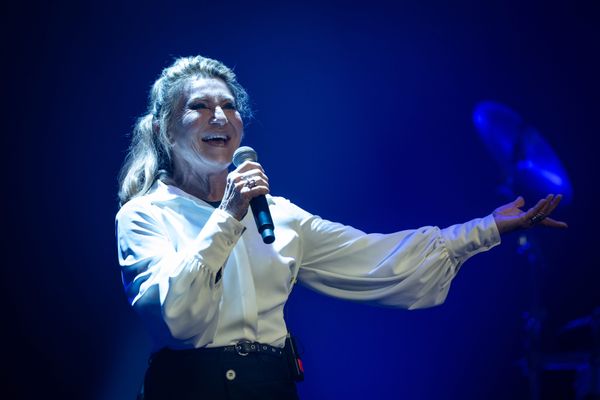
[
  {"left": 493, "top": 213, "right": 505, "bottom": 235},
  {"left": 218, "top": 204, "right": 245, "bottom": 221}
]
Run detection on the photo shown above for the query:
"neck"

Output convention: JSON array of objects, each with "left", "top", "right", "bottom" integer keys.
[{"left": 170, "top": 168, "right": 228, "bottom": 202}]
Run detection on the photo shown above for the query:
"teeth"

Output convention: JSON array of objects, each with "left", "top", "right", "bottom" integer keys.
[{"left": 203, "top": 135, "right": 229, "bottom": 141}]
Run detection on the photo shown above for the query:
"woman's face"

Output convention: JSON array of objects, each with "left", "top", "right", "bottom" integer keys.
[{"left": 169, "top": 76, "right": 244, "bottom": 175}]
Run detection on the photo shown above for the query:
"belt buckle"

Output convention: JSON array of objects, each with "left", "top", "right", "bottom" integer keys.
[{"left": 235, "top": 340, "right": 253, "bottom": 356}]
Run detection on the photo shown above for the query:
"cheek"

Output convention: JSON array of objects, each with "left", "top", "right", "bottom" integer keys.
[
  {"left": 172, "top": 141, "right": 201, "bottom": 162},
  {"left": 173, "top": 114, "right": 206, "bottom": 144},
  {"left": 232, "top": 113, "right": 244, "bottom": 132},
  {"left": 181, "top": 111, "right": 201, "bottom": 127},
  {"left": 170, "top": 122, "right": 198, "bottom": 149}
]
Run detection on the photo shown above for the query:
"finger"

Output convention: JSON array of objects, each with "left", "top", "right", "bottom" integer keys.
[
  {"left": 539, "top": 194, "right": 556, "bottom": 215},
  {"left": 239, "top": 176, "right": 270, "bottom": 193},
  {"left": 239, "top": 169, "right": 269, "bottom": 183},
  {"left": 241, "top": 184, "right": 270, "bottom": 199},
  {"left": 250, "top": 177, "right": 270, "bottom": 190},
  {"left": 231, "top": 173, "right": 247, "bottom": 186},
  {"left": 513, "top": 196, "right": 525, "bottom": 208},
  {"left": 543, "top": 194, "right": 563, "bottom": 216},
  {"left": 235, "top": 160, "right": 265, "bottom": 174},
  {"left": 524, "top": 195, "right": 551, "bottom": 220},
  {"left": 540, "top": 217, "right": 568, "bottom": 229},
  {"left": 231, "top": 171, "right": 269, "bottom": 190}
]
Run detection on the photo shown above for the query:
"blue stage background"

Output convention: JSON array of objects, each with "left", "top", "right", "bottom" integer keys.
[{"left": 4, "top": 1, "right": 599, "bottom": 399}]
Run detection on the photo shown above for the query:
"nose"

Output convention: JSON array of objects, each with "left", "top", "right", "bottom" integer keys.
[{"left": 210, "top": 106, "right": 227, "bottom": 126}]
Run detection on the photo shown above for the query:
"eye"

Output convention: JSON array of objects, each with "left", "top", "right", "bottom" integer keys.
[
  {"left": 222, "top": 102, "right": 237, "bottom": 110},
  {"left": 189, "top": 102, "right": 208, "bottom": 110}
]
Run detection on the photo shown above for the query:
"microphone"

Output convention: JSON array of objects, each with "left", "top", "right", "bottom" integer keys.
[{"left": 232, "top": 146, "right": 275, "bottom": 244}]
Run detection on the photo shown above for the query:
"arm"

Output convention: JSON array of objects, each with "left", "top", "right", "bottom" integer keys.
[
  {"left": 294, "top": 193, "right": 565, "bottom": 309},
  {"left": 116, "top": 203, "right": 245, "bottom": 342},
  {"left": 116, "top": 161, "right": 269, "bottom": 344},
  {"left": 292, "top": 203, "right": 500, "bottom": 310}
]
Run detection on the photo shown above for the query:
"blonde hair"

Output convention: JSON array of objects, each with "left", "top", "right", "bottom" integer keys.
[{"left": 117, "top": 55, "right": 251, "bottom": 206}]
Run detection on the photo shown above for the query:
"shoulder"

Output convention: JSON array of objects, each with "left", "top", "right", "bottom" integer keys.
[
  {"left": 115, "top": 190, "right": 163, "bottom": 224},
  {"left": 116, "top": 180, "right": 184, "bottom": 221}
]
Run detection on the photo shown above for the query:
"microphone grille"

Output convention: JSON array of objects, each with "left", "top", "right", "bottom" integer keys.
[{"left": 232, "top": 146, "right": 258, "bottom": 167}]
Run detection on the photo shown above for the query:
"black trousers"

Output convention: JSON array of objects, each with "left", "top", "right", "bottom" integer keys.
[{"left": 142, "top": 344, "right": 300, "bottom": 400}]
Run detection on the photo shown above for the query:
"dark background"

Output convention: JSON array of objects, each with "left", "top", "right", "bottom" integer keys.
[{"left": 3, "top": 1, "right": 599, "bottom": 399}]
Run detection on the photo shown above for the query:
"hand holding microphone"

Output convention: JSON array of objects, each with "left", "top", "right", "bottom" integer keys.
[{"left": 219, "top": 146, "right": 275, "bottom": 244}]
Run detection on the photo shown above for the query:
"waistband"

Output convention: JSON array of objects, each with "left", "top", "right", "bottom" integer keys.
[{"left": 153, "top": 340, "right": 284, "bottom": 360}]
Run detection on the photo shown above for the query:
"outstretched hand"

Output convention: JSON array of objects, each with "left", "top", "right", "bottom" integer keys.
[{"left": 493, "top": 194, "right": 568, "bottom": 235}]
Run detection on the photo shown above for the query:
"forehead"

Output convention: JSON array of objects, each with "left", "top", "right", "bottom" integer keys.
[{"left": 182, "top": 77, "right": 234, "bottom": 101}]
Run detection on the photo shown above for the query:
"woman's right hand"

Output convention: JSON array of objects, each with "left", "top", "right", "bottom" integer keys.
[{"left": 219, "top": 161, "right": 270, "bottom": 220}]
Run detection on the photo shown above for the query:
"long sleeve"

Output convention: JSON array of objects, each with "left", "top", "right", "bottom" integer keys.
[
  {"left": 116, "top": 202, "right": 245, "bottom": 345},
  {"left": 115, "top": 187, "right": 503, "bottom": 350},
  {"left": 294, "top": 204, "right": 501, "bottom": 309}
]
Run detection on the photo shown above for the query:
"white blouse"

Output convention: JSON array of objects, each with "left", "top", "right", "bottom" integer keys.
[{"left": 116, "top": 181, "right": 501, "bottom": 350}]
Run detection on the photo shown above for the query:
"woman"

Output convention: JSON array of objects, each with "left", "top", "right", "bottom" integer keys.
[{"left": 115, "top": 55, "right": 566, "bottom": 400}]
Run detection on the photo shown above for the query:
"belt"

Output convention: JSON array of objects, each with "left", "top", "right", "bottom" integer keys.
[
  {"left": 152, "top": 340, "right": 285, "bottom": 361},
  {"left": 223, "top": 340, "right": 284, "bottom": 357}
]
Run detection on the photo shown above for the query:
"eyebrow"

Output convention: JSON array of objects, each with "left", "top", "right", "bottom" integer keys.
[{"left": 187, "top": 95, "right": 235, "bottom": 104}]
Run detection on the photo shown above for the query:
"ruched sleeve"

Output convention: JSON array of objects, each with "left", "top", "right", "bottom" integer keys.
[
  {"left": 294, "top": 205, "right": 501, "bottom": 309},
  {"left": 116, "top": 202, "right": 245, "bottom": 345}
]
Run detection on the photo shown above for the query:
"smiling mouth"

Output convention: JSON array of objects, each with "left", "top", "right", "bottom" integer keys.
[{"left": 202, "top": 134, "right": 231, "bottom": 146}]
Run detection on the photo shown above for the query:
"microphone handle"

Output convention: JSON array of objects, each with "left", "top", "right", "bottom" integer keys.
[{"left": 250, "top": 195, "right": 275, "bottom": 244}]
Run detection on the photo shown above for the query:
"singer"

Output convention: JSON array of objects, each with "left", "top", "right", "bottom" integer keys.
[{"left": 115, "top": 55, "right": 567, "bottom": 400}]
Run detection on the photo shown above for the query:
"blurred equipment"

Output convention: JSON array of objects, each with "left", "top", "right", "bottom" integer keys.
[
  {"left": 545, "top": 307, "right": 600, "bottom": 400},
  {"left": 472, "top": 100, "right": 573, "bottom": 205},
  {"left": 472, "top": 100, "right": 575, "bottom": 400}
]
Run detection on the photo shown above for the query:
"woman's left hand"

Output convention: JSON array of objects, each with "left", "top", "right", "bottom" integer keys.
[{"left": 493, "top": 194, "right": 568, "bottom": 235}]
